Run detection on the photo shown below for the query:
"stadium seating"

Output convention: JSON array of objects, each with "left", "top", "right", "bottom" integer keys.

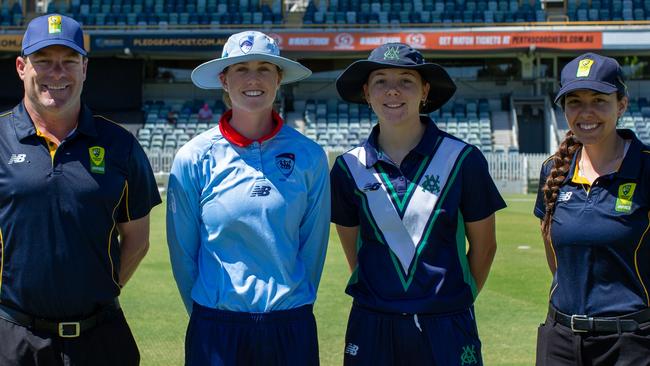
[
  {"left": 137, "top": 97, "right": 497, "bottom": 153},
  {"left": 303, "top": 0, "right": 546, "bottom": 25},
  {"left": 300, "top": 98, "right": 495, "bottom": 152},
  {"left": 66, "top": 0, "right": 282, "bottom": 26},
  {"left": 137, "top": 99, "right": 224, "bottom": 150},
  {"left": 0, "top": 0, "right": 23, "bottom": 25}
]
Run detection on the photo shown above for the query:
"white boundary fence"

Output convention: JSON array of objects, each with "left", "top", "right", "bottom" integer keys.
[{"left": 145, "top": 148, "right": 550, "bottom": 194}]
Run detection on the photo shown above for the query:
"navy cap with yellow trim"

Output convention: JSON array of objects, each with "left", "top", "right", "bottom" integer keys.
[
  {"left": 554, "top": 52, "right": 626, "bottom": 105},
  {"left": 22, "top": 14, "right": 86, "bottom": 56}
]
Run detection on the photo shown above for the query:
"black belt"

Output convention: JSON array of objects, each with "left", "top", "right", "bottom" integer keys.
[
  {"left": 0, "top": 299, "right": 120, "bottom": 338},
  {"left": 549, "top": 305, "right": 650, "bottom": 333}
]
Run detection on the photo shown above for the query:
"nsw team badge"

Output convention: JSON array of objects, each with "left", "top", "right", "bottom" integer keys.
[
  {"left": 275, "top": 153, "right": 295, "bottom": 178},
  {"left": 89, "top": 146, "right": 105, "bottom": 174}
]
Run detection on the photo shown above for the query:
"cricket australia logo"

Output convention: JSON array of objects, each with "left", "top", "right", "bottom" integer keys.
[
  {"left": 460, "top": 345, "right": 478, "bottom": 365},
  {"left": 615, "top": 182, "right": 636, "bottom": 213},
  {"left": 7, "top": 153, "right": 26, "bottom": 164},
  {"left": 421, "top": 174, "right": 440, "bottom": 194},
  {"left": 344, "top": 343, "right": 359, "bottom": 356},
  {"left": 275, "top": 152, "right": 295, "bottom": 178},
  {"left": 89, "top": 146, "right": 105, "bottom": 174}
]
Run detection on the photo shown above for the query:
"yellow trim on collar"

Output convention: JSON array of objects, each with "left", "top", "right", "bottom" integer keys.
[
  {"left": 35, "top": 129, "right": 58, "bottom": 162},
  {"left": 570, "top": 163, "right": 591, "bottom": 185}
]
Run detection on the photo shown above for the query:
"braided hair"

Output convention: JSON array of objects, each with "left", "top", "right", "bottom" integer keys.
[{"left": 541, "top": 130, "right": 582, "bottom": 243}]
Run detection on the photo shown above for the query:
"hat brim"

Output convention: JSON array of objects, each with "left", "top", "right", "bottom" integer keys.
[
  {"left": 336, "top": 60, "right": 456, "bottom": 114},
  {"left": 23, "top": 39, "right": 87, "bottom": 56},
  {"left": 554, "top": 79, "right": 618, "bottom": 104},
  {"left": 191, "top": 53, "right": 312, "bottom": 89}
]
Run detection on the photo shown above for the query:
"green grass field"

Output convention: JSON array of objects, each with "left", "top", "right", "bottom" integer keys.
[{"left": 121, "top": 194, "right": 551, "bottom": 365}]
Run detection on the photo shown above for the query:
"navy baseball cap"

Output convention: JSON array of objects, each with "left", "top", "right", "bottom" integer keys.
[
  {"left": 22, "top": 14, "right": 86, "bottom": 56},
  {"left": 336, "top": 43, "right": 456, "bottom": 113},
  {"left": 554, "top": 52, "right": 626, "bottom": 105}
]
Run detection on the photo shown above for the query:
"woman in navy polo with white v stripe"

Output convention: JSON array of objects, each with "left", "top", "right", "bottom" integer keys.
[
  {"left": 535, "top": 53, "right": 650, "bottom": 365},
  {"left": 330, "top": 43, "right": 506, "bottom": 365}
]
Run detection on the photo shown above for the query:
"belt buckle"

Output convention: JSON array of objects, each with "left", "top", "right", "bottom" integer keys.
[
  {"left": 58, "top": 322, "right": 80, "bottom": 337},
  {"left": 570, "top": 314, "right": 589, "bottom": 333}
]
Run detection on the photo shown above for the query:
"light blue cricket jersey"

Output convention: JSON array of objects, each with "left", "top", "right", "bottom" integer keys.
[{"left": 166, "top": 115, "right": 330, "bottom": 314}]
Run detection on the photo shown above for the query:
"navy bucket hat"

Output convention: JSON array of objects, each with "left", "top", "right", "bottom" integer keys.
[
  {"left": 555, "top": 52, "right": 627, "bottom": 105},
  {"left": 22, "top": 14, "right": 86, "bottom": 56},
  {"left": 336, "top": 43, "right": 456, "bottom": 114}
]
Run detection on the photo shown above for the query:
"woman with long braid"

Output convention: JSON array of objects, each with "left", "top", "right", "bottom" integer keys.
[{"left": 534, "top": 53, "right": 650, "bottom": 365}]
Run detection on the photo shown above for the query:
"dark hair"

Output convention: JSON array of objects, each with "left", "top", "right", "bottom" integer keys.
[{"left": 541, "top": 131, "right": 581, "bottom": 243}]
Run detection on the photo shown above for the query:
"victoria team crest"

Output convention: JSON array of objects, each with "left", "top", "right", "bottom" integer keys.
[{"left": 275, "top": 153, "right": 295, "bottom": 178}]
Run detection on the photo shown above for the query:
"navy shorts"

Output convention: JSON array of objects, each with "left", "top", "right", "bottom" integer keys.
[
  {"left": 343, "top": 303, "right": 483, "bottom": 366},
  {"left": 185, "top": 302, "right": 319, "bottom": 366},
  {"left": 536, "top": 313, "right": 650, "bottom": 366}
]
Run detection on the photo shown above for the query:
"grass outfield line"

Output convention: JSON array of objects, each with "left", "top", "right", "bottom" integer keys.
[{"left": 121, "top": 194, "right": 551, "bottom": 365}]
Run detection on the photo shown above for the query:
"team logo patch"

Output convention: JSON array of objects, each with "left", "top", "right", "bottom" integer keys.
[
  {"left": 383, "top": 46, "right": 400, "bottom": 61},
  {"left": 615, "top": 182, "right": 636, "bottom": 213},
  {"left": 576, "top": 59, "right": 594, "bottom": 77},
  {"left": 240, "top": 35, "right": 254, "bottom": 54},
  {"left": 275, "top": 153, "right": 295, "bottom": 178},
  {"left": 421, "top": 174, "right": 441, "bottom": 194},
  {"left": 557, "top": 191, "right": 572, "bottom": 202},
  {"left": 48, "top": 15, "right": 62, "bottom": 34},
  {"left": 89, "top": 146, "right": 105, "bottom": 174},
  {"left": 460, "top": 344, "right": 478, "bottom": 365}
]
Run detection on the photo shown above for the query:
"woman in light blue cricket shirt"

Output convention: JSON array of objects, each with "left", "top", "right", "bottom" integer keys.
[
  {"left": 330, "top": 43, "right": 506, "bottom": 365},
  {"left": 166, "top": 31, "right": 330, "bottom": 366},
  {"left": 535, "top": 53, "right": 650, "bottom": 365}
]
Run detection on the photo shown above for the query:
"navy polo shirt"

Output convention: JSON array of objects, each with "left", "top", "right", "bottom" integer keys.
[
  {"left": 0, "top": 102, "right": 161, "bottom": 319},
  {"left": 331, "top": 117, "right": 506, "bottom": 314},
  {"left": 534, "top": 129, "right": 650, "bottom": 317}
]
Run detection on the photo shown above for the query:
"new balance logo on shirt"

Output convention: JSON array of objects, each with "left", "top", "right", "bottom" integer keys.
[
  {"left": 558, "top": 191, "right": 572, "bottom": 202},
  {"left": 250, "top": 185, "right": 272, "bottom": 197},
  {"left": 362, "top": 182, "right": 382, "bottom": 192},
  {"left": 345, "top": 343, "right": 359, "bottom": 356},
  {"left": 7, "top": 154, "right": 26, "bottom": 164}
]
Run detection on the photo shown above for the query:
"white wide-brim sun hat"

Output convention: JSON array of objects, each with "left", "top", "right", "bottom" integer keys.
[{"left": 191, "top": 31, "right": 312, "bottom": 89}]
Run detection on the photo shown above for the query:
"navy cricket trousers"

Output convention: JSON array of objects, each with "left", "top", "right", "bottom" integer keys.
[
  {"left": 343, "top": 303, "right": 483, "bottom": 366},
  {"left": 185, "top": 302, "right": 319, "bottom": 366}
]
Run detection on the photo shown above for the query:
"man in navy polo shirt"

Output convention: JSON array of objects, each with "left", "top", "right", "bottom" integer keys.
[{"left": 0, "top": 14, "right": 161, "bottom": 365}]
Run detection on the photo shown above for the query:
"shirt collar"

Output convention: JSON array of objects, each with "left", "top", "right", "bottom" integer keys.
[
  {"left": 13, "top": 101, "right": 97, "bottom": 141},
  {"left": 218, "top": 109, "right": 284, "bottom": 147},
  {"left": 362, "top": 115, "right": 440, "bottom": 168},
  {"left": 568, "top": 129, "right": 643, "bottom": 184}
]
